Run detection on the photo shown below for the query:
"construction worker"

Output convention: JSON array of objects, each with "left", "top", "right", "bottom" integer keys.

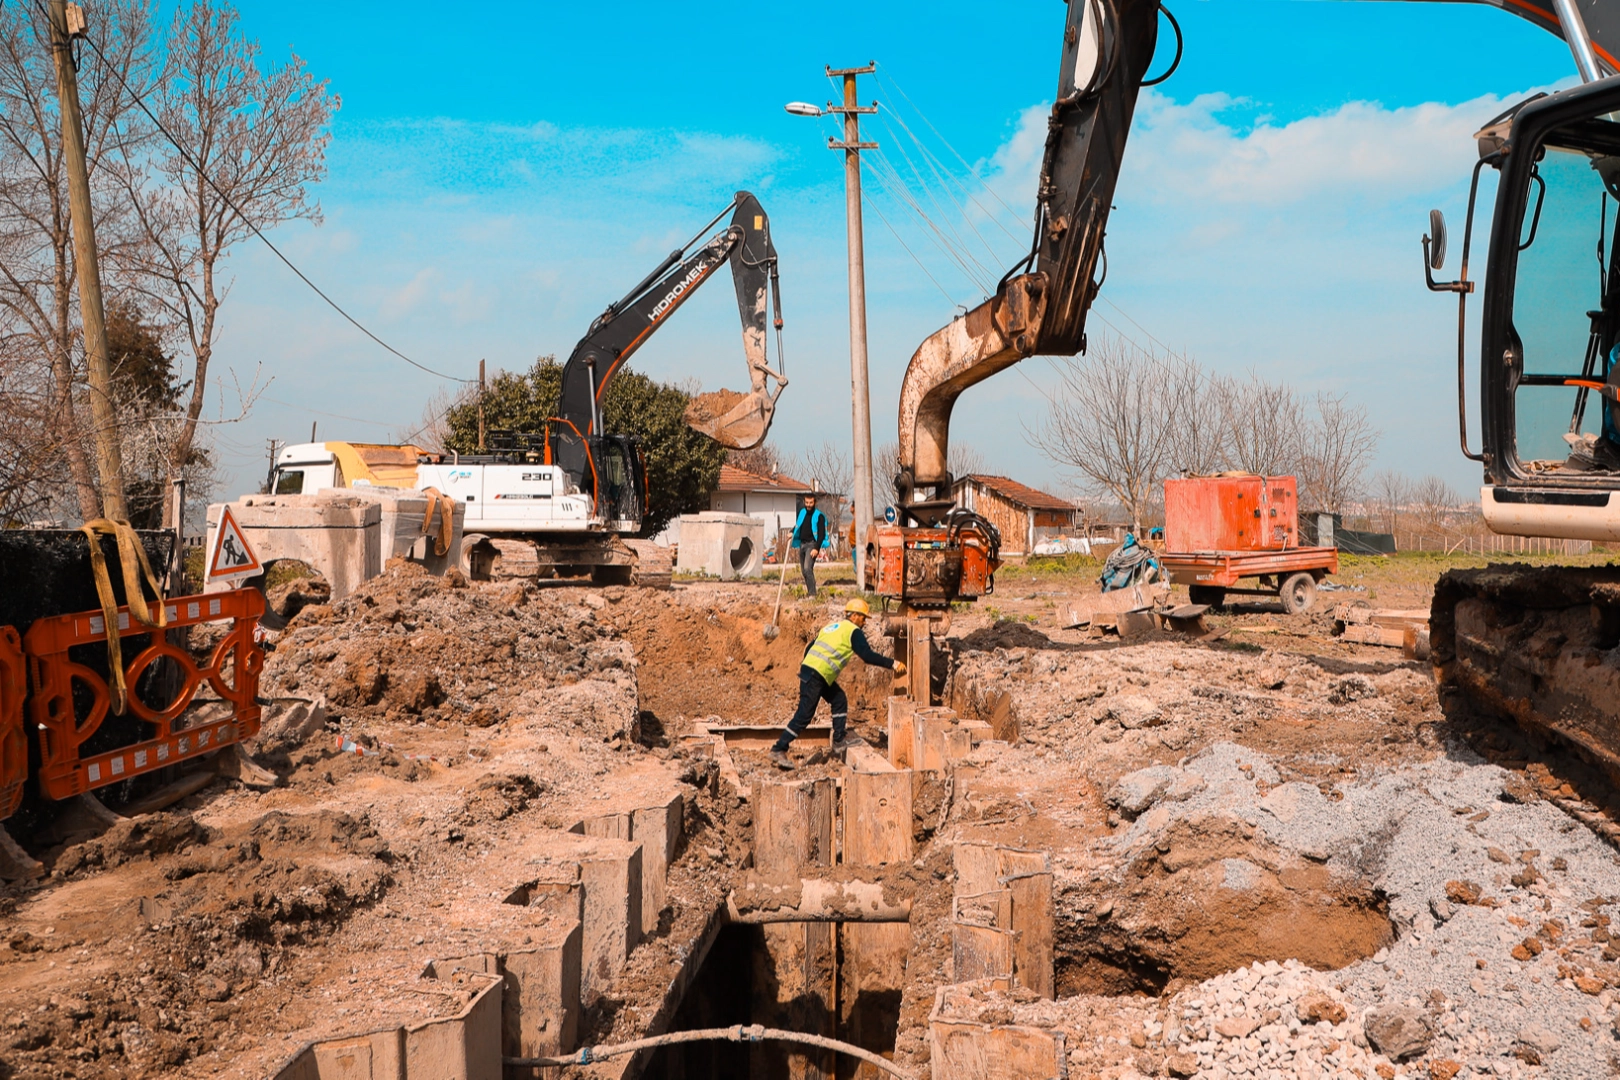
[
  {"left": 790, "top": 492, "right": 830, "bottom": 597},
  {"left": 770, "top": 597, "right": 905, "bottom": 769}
]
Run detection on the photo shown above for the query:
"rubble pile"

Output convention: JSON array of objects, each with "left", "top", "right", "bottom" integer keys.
[{"left": 261, "top": 563, "right": 638, "bottom": 738}]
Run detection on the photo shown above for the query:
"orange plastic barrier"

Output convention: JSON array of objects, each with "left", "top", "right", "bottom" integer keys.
[
  {"left": 0, "top": 627, "right": 25, "bottom": 820},
  {"left": 24, "top": 589, "right": 265, "bottom": 801}
]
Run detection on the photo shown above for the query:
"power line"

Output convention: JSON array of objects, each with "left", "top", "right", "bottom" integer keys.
[
  {"left": 874, "top": 65, "right": 1029, "bottom": 229},
  {"left": 75, "top": 25, "right": 471, "bottom": 384}
]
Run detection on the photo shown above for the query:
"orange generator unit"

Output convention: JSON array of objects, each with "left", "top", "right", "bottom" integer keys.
[
  {"left": 1164, "top": 475, "right": 1299, "bottom": 551},
  {"left": 1160, "top": 476, "right": 1336, "bottom": 613}
]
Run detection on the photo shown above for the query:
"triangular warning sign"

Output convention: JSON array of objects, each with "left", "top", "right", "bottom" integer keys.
[{"left": 208, "top": 505, "right": 263, "bottom": 584}]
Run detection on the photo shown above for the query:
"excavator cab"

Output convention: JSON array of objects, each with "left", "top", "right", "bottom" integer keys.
[{"left": 1429, "top": 78, "right": 1620, "bottom": 541}]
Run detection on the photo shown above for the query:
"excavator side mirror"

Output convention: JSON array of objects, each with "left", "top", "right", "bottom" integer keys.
[{"left": 1427, "top": 209, "right": 1447, "bottom": 271}]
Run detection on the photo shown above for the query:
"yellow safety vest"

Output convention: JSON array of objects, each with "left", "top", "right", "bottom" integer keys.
[{"left": 804, "top": 620, "right": 857, "bottom": 685}]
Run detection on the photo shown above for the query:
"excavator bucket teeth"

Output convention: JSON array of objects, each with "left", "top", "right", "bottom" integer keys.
[{"left": 684, "top": 388, "right": 776, "bottom": 450}]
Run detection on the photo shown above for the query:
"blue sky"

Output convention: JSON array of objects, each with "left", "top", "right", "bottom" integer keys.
[{"left": 206, "top": 0, "right": 1581, "bottom": 506}]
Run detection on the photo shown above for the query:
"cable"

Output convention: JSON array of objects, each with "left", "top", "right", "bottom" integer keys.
[
  {"left": 504, "top": 1023, "right": 917, "bottom": 1079},
  {"left": 874, "top": 65, "right": 1027, "bottom": 227},
  {"left": 75, "top": 28, "right": 471, "bottom": 384}
]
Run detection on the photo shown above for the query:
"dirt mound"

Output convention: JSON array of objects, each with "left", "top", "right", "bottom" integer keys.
[
  {"left": 1057, "top": 811, "right": 1393, "bottom": 995},
  {"left": 54, "top": 810, "right": 210, "bottom": 876},
  {"left": 3, "top": 809, "right": 393, "bottom": 1079},
  {"left": 261, "top": 562, "right": 637, "bottom": 737}
]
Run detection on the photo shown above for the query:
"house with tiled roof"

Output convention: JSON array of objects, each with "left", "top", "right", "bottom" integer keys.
[{"left": 949, "top": 474, "right": 1082, "bottom": 556}]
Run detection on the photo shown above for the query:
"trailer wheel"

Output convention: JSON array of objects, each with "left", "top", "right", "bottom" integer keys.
[
  {"left": 1280, "top": 572, "right": 1317, "bottom": 615},
  {"left": 1188, "top": 585, "right": 1226, "bottom": 608}
]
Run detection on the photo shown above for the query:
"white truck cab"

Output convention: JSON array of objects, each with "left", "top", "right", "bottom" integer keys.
[{"left": 269, "top": 441, "right": 600, "bottom": 534}]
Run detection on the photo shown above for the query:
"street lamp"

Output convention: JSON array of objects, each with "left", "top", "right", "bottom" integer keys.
[{"left": 785, "top": 65, "right": 878, "bottom": 590}]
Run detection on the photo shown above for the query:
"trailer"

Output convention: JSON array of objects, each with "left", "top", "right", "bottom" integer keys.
[
  {"left": 1159, "top": 546, "right": 1339, "bottom": 613},
  {"left": 1161, "top": 475, "right": 1338, "bottom": 613}
]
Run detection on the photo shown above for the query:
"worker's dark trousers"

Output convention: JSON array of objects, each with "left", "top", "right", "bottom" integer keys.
[
  {"left": 772, "top": 666, "right": 847, "bottom": 751},
  {"left": 798, "top": 545, "right": 818, "bottom": 597}
]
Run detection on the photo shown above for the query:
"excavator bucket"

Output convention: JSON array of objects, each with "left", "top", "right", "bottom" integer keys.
[{"left": 684, "top": 386, "right": 780, "bottom": 450}]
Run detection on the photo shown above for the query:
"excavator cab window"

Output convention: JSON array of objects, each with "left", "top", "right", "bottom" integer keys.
[
  {"left": 597, "top": 437, "right": 642, "bottom": 525},
  {"left": 1505, "top": 113, "right": 1620, "bottom": 473}
]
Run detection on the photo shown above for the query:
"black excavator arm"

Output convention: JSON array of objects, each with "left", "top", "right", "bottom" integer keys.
[{"left": 555, "top": 191, "right": 787, "bottom": 451}]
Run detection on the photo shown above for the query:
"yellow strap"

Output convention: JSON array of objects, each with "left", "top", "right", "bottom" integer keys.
[
  {"left": 419, "top": 487, "right": 452, "bottom": 557},
  {"left": 80, "top": 519, "right": 168, "bottom": 716}
]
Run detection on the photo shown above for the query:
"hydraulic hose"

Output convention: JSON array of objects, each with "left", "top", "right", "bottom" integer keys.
[{"left": 504, "top": 1023, "right": 917, "bottom": 1079}]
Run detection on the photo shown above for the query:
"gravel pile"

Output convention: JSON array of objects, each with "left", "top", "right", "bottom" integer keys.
[{"left": 1050, "top": 742, "right": 1620, "bottom": 1078}]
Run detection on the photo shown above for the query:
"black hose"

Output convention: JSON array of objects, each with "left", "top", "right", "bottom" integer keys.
[{"left": 1142, "top": 2, "right": 1184, "bottom": 87}]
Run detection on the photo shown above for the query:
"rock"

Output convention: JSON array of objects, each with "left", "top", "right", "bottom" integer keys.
[
  {"left": 1127, "top": 1022, "right": 1147, "bottom": 1048},
  {"left": 1429, "top": 898, "right": 1455, "bottom": 923},
  {"left": 1428, "top": 1061, "right": 1462, "bottom": 1080},
  {"left": 197, "top": 976, "right": 231, "bottom": 1003},
  {"left": 1166, "top": 1051, "right": 1199, "bottom": 1077},
  {"left": 1259, "top": 782, "right": 1324, "bottom": 824},
  {"left": 1107, "top": 695, "right": 1163, "bottom": 730},
  {"left": 1296, "top": 991, "right": 1348, "bottom": 1025},
  {"left": 1516, "top": 1022, "right": 1560, "bottom": 1056},
  {"left": 1444, "top": 879, "right": 1483, "bottom": 906},
  {"left": 1328, "top": 674, "right": 1377, "bottom": 705},
  {"left": 1165, "top": 771, "right": 1205, "bottom": 801},
  {"left": 1257, "top": 667, "right": 1287, "bottom": 690},
  {"left": 1107, "top": 765, "right": 1178, "bottom": 816},
  {"left": 1575, "top": 974, "right": 1606, "bottom": 995},
  {"left": 1499, "top": 772, "right": 1538, "bottom": 804},
  {"left": 1215, "top": 1016, "right": 1262, "bottom": 1039},
  {"left": 1363, "top": 1004, "right": 1431, "bottom": 1061}
]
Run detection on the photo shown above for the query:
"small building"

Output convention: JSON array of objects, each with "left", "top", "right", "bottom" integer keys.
[
  {"left": 950, "top": 475, "right": 1082, "bottom": 556},
  {"left": 709, "top": 465, "right": 813, "bottom": 546}
]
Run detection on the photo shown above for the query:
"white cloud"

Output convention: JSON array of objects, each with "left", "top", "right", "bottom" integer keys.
[
  {"left": 1125, "top": 89, "right": 1516, "bottom": 204},
  {"left": 380, "top": 267, "right": 438, "bottom": 319}
]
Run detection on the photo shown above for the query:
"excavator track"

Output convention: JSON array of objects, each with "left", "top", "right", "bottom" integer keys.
[{"left": 1433, "top": 563, "right": 1620, "bottom": 848}]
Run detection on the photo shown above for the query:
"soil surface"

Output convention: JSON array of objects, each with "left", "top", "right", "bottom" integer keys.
[{"left": 2, "top": 556, "right": 1619, "bottom": 1080}]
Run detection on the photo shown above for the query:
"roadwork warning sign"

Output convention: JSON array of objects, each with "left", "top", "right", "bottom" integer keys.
[{"left": 207, "top": 505, "right": 262, "bottom": 586}]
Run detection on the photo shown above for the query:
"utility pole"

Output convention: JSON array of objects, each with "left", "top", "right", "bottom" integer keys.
[
  {"left": 48, "top": 0, "right": 126, "bottom": 521},
  {"left": 478, "top": 358, "right": 487, "bottom": 451},
  {"left": 827, "top": 63, "right": 878, "bottom": 589}
]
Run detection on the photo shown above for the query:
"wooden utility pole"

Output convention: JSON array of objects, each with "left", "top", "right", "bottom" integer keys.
[
  {"left": 48, "top": 0, "right": 127, "bottom": 521},
  {"left": 827, "top": 63, "right": 877, "bottom": 588},
  {"left": 478, "top": 358, "right": 487, "bottom": 451}
]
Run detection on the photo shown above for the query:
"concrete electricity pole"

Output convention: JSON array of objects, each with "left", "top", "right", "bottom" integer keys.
[
  {"left": 48, "top": 0, "right": 127, "bottom": 521},
  {"left": 826, "top": 64, "right": 877, "bottom": 589}
]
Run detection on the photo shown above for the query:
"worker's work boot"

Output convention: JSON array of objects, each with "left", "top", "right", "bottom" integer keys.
[
  {"left": 769, "top": 749, "right": 795, "bottom": 770},
  {"left": 831, "top": 734, "right": 859, "bottom": 752}
]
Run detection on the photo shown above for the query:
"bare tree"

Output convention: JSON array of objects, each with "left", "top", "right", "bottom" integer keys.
[
  {"left": 948, "top": 441, "right": 985, "bottom": 478},
  {"left": 726, "top": 440, "right": 782, "bottom": 478},
  {"left": 1411, "top": 474, "right": 1458, "bottom": 534},
  {"left": 0, "top": 0, "right": 159, "bottom": 522},
  {"left": 1218, "top": 371, "right": 1305, "bottom": 477},
  {"left": 1371, "top": 469, "right": 1410, "bottom": 534},
  {"left": 116, "top": 0, "right": 336, "bottom": 526},
  {"left": 1297, "top": 392, "right": 1378, "bottom": 513},
  {"left": 788, "top": 440, "right": 852, "bottom": 535},
  {"left": 1164, "top": 353, "right": 1226, "bottom": 477},
  {"left": 1027, "top": 334, "right": 1176, "bottom": 533}
]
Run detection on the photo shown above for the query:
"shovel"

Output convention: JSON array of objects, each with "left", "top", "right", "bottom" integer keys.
[{"left": 762, "top": 556, "right": 790, "bottom": 641}]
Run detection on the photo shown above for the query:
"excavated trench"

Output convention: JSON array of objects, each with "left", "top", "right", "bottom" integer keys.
[{"left": 642, "top": 921, "right": 910, "bottom": 1080}]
